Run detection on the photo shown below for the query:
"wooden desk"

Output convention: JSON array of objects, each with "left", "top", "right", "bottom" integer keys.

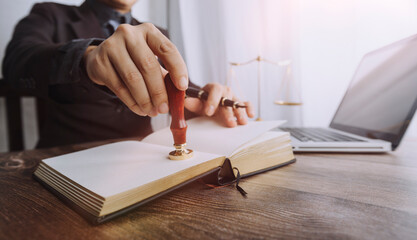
[{"left": 1, "top": 139, "right": 417, "bottom": 239}]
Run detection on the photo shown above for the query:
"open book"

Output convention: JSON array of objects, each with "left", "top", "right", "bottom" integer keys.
[{"left": 33, "top": 117, "right": 295, "bottom": 223}]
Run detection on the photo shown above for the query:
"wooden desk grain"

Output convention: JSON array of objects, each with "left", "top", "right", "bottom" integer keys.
[{"left": 1, "top": 139, "right": 417, "bottom": 240}]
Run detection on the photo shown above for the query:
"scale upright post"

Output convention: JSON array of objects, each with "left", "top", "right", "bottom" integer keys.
[{"left": 256, "top": 56, "right": 262, "bottom": 121}]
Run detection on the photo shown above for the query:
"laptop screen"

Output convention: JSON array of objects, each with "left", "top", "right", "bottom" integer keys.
[{"left": 330, "top": 34, "right": 417, "bottom": 149}]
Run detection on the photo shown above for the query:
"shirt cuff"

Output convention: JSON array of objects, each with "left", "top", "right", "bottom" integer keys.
[{"left": 51, "top": 38, "right": 104, "bottom": 85}]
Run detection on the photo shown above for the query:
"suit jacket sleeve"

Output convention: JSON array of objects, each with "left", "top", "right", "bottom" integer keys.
[
  {"left": 2, "top": 3, "right": 102, "bottom": 91},
  {"left": 3, "top": 3, "right": 200, "bottom": 96}
]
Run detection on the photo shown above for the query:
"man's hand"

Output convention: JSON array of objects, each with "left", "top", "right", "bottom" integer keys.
[
  {"left": 83, "top": 23, "right": 188, "bottom": 117},
  {"left": 184, "top": 83, "right": 255, "bottom": 127}
]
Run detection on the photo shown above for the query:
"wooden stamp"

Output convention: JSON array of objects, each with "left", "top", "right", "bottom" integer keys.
[{"left": 164, "top": 74, "right": 193, "bottom": 160}]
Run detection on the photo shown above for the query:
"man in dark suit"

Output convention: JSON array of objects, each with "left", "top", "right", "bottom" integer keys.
[{"left": 2, "top": 0, "right": 254, "bottom": 148}]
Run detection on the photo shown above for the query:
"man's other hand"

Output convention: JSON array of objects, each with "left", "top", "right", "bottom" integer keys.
[
  {"left": 184, "top": 83, "right": 255, "bottom": 127},
  {"left": 83, "top": 23, "right": 188, "bottom": 117}
]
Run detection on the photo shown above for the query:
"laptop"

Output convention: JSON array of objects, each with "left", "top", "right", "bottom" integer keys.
[{"left": 276, "top": 34, "right": 417, "bottom": 152}]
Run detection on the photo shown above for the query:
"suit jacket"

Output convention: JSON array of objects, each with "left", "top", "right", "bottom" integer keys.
[{"left": 3, "top": 2, "right": 169, "bottom": 148}]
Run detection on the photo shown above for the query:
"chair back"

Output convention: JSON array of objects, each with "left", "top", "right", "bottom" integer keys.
[{"left": 0, "top": 79, "right": 45, "bottom": 151}]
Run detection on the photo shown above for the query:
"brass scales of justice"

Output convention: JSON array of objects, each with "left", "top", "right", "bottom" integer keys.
[{"left": 228, "top": 56, "right": 302, "bottom": 121}]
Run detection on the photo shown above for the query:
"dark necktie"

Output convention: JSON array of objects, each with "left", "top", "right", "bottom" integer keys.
[{"left": 105, "top": 16, "right": 126, "bottom": 37}]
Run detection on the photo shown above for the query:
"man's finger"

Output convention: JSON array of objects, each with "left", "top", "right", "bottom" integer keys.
[
  {"left": 233, "top": 96, "right": 248, "bottom": 125},
  {"left": 107, "top": 42, "right": 153, "bottom": 115},
  {"left": 244, "top": 101, "right": 255, "bottom": 118},
  {"left": 124, "top": 35, "right": 169, "bottom": 114},
  {"left": 202, "top": 84, "right": 223, "bottom": 116},
  {"left": 184, "top": 97, "right": 204, "bottom": 114},
  {"left": 98, "top": 55, "right": 145, "bottom": 116},
  {"left": 142, "top": 23, "right": 188, "bottom": 91},
  {"left": 218, "top": 87, "right": 237, "bottom": 127}
]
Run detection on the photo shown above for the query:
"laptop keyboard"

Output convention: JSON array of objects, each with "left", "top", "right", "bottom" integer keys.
[{"left": 279, "top": 127, "right": 365, "bottom": 142}]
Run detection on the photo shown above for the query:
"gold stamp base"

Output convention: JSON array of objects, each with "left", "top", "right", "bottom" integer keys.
[{"left": 168, "top": 144, "right": 194, "bottom": 160}]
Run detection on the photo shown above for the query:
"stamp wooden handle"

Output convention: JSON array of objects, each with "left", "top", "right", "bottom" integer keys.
[{"left": 164, "top": 74, "right": 187, "bottom": 145}]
